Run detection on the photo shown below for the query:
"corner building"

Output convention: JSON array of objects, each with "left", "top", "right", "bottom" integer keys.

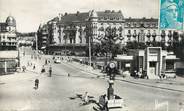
[
  {"left": 0, "top": 16, "right": 18, "bottom": 74},
  {"left": 38, "top": 10, "right": 125, "bottom": 55}
]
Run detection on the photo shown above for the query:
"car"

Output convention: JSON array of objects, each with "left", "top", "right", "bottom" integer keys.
[
  {"left": 54, "top": 57, "right": 61, "bottom": 63},
  {"left": 165, "top": 73, "right": 176, "bottom": 78}
]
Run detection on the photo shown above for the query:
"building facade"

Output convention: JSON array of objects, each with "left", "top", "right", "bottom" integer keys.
[
  {"left": 37, "top": 10, "right": 125, "bottom": 55},
  {"left": 37, "top": 10, "right": 184, "bottom": 78},
  {"left": 124, "top": 18, "right": 183, "bottom": 49},
  {"left": 0, "top": 16, "right": 18, "bottom": 74},
  {"left": 115, "top": 47, "right": 178, "bottom": 79},
  {"left": 37, "top": 10, "right": 184, "bottom": 56}
]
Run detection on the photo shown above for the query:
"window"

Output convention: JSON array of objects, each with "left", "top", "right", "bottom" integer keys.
[{"left": 166, "top": 60, "right": 174, "bottom": 71}]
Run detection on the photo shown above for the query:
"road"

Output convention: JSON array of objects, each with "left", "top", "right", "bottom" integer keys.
[{"left": 0, "top": 47, "right": 183, "bottom": 111}]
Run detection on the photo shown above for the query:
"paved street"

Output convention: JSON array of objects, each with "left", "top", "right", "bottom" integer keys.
[{"left": 0, "top": 47, "right": 184, "bottom": 111}]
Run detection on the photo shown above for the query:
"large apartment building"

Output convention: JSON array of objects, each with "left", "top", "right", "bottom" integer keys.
[
  {"left": 37, "top": 10, "right": 184, "bottom": 78},
  {"left": 0, "top": 16, "right": 18, "bottom": 74},
  {"left": 37, "top": 10, "right": 125, "bottom": 55},
  {"left": 37, "top": 10, "right": 183, "bottom": 55}
]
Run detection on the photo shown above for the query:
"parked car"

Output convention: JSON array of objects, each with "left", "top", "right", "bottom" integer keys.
[
  {"left": 54, "top": 57, "right": 61, "bottom": 63},
  {"left": 165, "top": 73, "right": 176, "bottom": 78}
]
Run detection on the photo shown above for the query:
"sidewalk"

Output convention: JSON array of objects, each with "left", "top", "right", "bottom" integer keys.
[
  {"left": 0, "top": 53, "right": 49, "bottom": 84},
  {"left": 20, "top": 54, "right": 52, "bottom": 74},
  {"left": 66, "top": 60, "right": 184, "bottom": 92},
  {"left": 0, "top": 71, "right": 43, "bottom": 84},
  {"left": 64, "top": 59, "right": 105, "bottom": 75}
]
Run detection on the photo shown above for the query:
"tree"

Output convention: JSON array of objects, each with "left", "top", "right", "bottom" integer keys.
[
  {"left": 91, "top": 42, "right": 101, "bottom": 56},
  {"left": 99, "top": 26, "right": 121, "bottom": 59}
]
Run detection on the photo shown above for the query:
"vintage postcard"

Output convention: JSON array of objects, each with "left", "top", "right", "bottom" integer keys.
[{"left": 0, "top": 0, "right": 184, "bottom": 111}]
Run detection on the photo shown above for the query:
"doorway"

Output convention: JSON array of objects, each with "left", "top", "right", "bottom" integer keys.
[{"left": 149, "top": 62, "right": 157, "bottom": 75}]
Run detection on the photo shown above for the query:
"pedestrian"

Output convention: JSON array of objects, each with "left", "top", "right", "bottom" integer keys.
[
  {"left": 33, "top": 64, "right": 36, "bottom": 70},
  {"left": 138, "top": 71, "right": 142, "bottom": 78},
  {"left": 22, "top": 66, "right": 26, "bottom": 72},
  {"left": 134, "top": 70, "right": 137, "bottom": 79},
  {"left": 45, "top": 59, "right": 47, "bottom": 65},
  {"left": 68, "top": 73, "right": 70, "bottom": 77},
  {"left": 34, "top": 79, "right": 39, "bottom": 89},
  {"left": 49, "top": 66, "right": 52, "bottom": 77},
  {"left": 41, "top": 65, "right": 45, "bottom": 73}
]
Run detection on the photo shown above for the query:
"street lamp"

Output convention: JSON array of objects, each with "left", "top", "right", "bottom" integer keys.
[
  {"left": 89, "top": 35, "right": 92, "bottom": 69},
  {"left": 86, "top": 25, "right": 92, "bottom": 70},
  {"left": 107, "top": 62, "right": 116, "bottom": 100}
]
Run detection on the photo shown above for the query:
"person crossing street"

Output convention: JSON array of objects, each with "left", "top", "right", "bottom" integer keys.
[
  {"left": 49, "top": 65, "right": 52, "bottom": 77},
  {"left": 34, "top": 79, "right": 39, "bottom": 89}
]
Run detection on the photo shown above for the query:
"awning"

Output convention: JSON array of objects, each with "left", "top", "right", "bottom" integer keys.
[
  {"left": 165, "top": 55, "right": 179, "bottom": 60},
  {"left": 115, "top": 55, "right": 133, "bottom": 61}
]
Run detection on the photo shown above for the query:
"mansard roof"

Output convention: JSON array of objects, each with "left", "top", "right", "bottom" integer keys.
[
  {"left": 58, "top": 10, "right": 124, "bottom": 24},
  {"left": 59, "top": 12, "right": 89, "bottom": 24},
  {"left": 97, "top": 10, "right": 124, "bottom": 20}
]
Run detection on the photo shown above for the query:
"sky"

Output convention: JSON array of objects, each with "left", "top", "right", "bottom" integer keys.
[{"left": 0, "top": 0, "right": 159, "bottom": 32}]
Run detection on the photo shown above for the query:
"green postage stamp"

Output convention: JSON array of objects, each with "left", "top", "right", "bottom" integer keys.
[{"left": 160, "top": 0, "right": 184, "bottom": 30}]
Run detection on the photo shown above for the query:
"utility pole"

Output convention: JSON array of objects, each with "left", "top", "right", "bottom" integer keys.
[
  {"left": 35, "top": 33, "right": 38, "bottom": 52},
  {"left": 89, "top": 36, "right": 92, "bottom": 71},
  {"left": 35, "top": 33, "right": 38, "bottom": 60}
]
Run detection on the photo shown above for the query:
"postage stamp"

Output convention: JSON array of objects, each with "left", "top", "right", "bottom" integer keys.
[{"left": 160, "top": 0, "right": 184, "bottom": 30}]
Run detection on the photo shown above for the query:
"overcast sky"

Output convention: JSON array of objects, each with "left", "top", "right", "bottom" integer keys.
[{"left": 0, "top": 0, "right": 159, "bottom": 32}]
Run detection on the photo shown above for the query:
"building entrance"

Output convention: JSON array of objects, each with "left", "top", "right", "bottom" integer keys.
[{"left": 149, "top": 62, "right": 157, "bottom": 75}]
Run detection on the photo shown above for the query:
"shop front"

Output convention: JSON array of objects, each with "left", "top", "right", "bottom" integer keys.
[
  {"left": 115, "top": 55, "right": 133, "bottom": 76},
  {"left": 145, "top": 47, "right": 162, "bottom": 79},
  {"left": 0, "top": 51, "right": 18, "bottom": 74}
]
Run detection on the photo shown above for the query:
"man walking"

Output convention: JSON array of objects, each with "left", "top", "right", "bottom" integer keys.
[
  {"left": 35, "top": 79, "right": 39, "bottom": 89},
  {"left": 49, "top": 66, "right": 52, "bottom": 77}
]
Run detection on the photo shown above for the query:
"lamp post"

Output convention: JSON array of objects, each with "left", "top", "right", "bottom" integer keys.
[
  {"left": 107, "top": 62, "right": 116, "bottom": 100},
  {"left": 35, "top": 33, "right": 38, "bottom": 60},
  {"left": 89, "top": 35, "right": 92, "bottom": 69},
  {"left": 35, "top": 33, "right": 38, "bottom": 52},
  {"left": 18, "top": 47, "right": 20, "bottom": 67},
  {"left": 86, "top": 24, "right": 92, "bottom": 70}
]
